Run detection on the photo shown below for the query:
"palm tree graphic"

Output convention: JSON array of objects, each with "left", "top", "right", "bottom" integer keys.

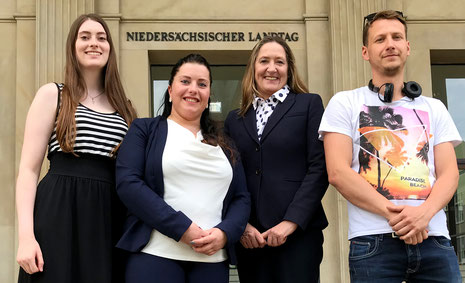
[{"left": 358, "top": 106, "right": 409, "bottom": 199}]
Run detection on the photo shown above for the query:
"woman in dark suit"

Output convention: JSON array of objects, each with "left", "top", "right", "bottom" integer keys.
[
  {"left": 224, "top": 36, "right": 328, "bottom": 283},
  {"left": 116, "top": 54, "right": 250, "bottom": 283}
]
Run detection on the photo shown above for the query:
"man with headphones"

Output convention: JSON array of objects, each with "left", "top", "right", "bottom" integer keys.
[{"left": 319, "top": 10, "right": 462, "bottom": 282}]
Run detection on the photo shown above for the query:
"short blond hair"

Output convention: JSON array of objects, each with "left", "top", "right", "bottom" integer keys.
[{"left": 363, "top": 10, "right": 407, "bottom": 46}]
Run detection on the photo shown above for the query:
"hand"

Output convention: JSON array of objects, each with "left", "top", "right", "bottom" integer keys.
[
  {"left": 240, "top": 223, "right": 266, "bottom": 249},
  {"left": 17, "top": 237, "right": 44, "bottom": 274},
  {"left": 261, "top": 220, "right": 298, "bottom": 247},
  {"left": 402, "top": 230, "right": 429, "bottom": 245},
  {"left": 179, "top": 223, "right": 209, "bottom": 245},
  {"left": 191, "top": 228, "right": 227, "bottom": 256},
  {"left": 387, "top": 205, "right": 431, "bottom": 240}
]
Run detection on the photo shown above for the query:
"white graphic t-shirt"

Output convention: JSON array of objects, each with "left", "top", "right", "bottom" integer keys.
[{"left": 318, "top": 86, "right": 462, "bottom": 240}]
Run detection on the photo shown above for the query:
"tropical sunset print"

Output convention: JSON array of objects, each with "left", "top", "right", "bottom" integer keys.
[{"left": 357, "top": 105, "right": 432, "bottom": 200}]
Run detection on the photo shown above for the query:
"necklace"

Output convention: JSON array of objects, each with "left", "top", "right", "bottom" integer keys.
[{"left": 89, "top": 90, "right": 105, "bottom": 103}]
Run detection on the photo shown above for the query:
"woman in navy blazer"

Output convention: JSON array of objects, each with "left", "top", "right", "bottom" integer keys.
[
  {"left": 224, "top": 36, "right": 328, "bottom": 283},
  {"left": 116, "top": 54, "right": 250, "bottom": 283}
]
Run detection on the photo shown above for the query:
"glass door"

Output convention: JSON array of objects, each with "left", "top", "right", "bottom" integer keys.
[
  {"left": 151, "top": 64, "right": 245, "bottom": 123},
  {"left": 431, "top": 65, "right": 465, "bottom": 272}
]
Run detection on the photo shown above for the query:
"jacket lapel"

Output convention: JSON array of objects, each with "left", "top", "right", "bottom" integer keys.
[
  {"left": 242, "top": 107, "right": 260, "bottom": 144},
  {"left": 260, "top": 92, "right": 296, "bottom": 142}
]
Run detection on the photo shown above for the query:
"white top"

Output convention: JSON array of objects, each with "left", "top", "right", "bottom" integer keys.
[
  {"left": 142, "top": 119, "right": 232, "bottom": 262},
  {"left": 318, "top": 86, "right": 462, "bottom": 240}
]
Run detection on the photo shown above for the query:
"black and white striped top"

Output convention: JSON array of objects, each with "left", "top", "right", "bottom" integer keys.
[{"left": 48, "top": 104, "right": 129, "bottom": 157}]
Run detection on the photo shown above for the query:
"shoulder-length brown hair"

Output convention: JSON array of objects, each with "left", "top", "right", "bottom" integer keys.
[
  {"left": 56, "top": 13, "right": 137, "bottom": 154},
  {"left": 239, "top": 36, "right": 308, "bottom": 116}
]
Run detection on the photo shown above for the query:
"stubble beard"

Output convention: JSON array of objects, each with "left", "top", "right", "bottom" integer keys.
[{"left": 383, "top": 65, "right": 401, "bottom": 77}]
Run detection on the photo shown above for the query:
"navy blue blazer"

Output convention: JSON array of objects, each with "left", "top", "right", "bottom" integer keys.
[
  {"left": 224, "top": 92, "right": 328, "bottom": 232},
  {"left": 115, "top": 117, "right": 250, "bottom": 264}
]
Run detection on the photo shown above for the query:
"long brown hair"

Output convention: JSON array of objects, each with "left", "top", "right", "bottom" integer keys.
[
  {"left": 161, "top": 54, "right": 237, "bottom": 163},
  {"left": 239, "top": 36, "right": 308, "bottom": 116},
  {"left": 56, "top": 13, "right": 137, "bottom": 153}
]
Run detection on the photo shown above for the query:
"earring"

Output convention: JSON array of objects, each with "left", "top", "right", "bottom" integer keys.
[{"left": 169, "top": 97, "right": 172, "bottom": 103}]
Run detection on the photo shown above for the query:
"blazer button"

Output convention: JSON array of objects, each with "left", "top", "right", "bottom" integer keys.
[
  {"left": 255, "top": 169, "right": 261, "bottom": 175},
  {"left": 255, "top": 147, "right": 260, "bottom": 152}
]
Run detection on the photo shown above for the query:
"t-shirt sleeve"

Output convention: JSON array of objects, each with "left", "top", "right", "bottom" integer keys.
[
  {"left": 432, "top": 99, "right": 463, "bottom": 147},
  {"left": 318, "top": 91, "right": 354, "bottom": 140}
]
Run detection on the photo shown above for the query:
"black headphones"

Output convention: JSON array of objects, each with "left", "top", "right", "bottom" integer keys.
[{"left": 368, "top": 79, "right": 422, "bottom": 103}]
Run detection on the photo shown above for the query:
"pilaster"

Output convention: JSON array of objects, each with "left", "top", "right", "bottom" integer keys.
[
  {"left": 36, "top": 0, "right": 94, "bottom": 88},
  {"left": 327, "top": 0, "right": 386, "bottom": 282},
  {"left": 96, "top": 0, "right": 121, "bottom": 62},
  {"left": 13, "top": 1, "right": 36, "bottom": 281},
  {"left": 329, "top": 0, "right": 386, "bottom": 93}
]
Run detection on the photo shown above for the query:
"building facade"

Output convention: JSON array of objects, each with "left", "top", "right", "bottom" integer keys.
[{"left": 1, "top": 0, "right": 464, "bottom": 282}]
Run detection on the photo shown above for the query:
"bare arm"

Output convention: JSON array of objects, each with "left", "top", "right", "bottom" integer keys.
[
  {"left": 324, "top": 132, "right": 394, "bottom": 218},
  {"left": 16, "top": 83, "right": 58, "bottom": 274},
  {"left": 388, "top": 142, "right": 459, "bottom": 239}
]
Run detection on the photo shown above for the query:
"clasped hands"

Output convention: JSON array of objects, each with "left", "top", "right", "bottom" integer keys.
[
  {"left": 386, "top": 204, "right": 432, "bottom": 245},
  {"left": 180, "top": 223, "right": 227, "bottom": 256},
  {"left": 240, "top": 220, "right": 298, "bottom": 249},
  {"left": 240, "top": 204, "right": 432, "bottom": 249}
]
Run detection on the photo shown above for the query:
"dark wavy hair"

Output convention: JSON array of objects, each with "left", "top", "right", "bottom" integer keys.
[{"left": 161, "top": 54, "right": 237, "bottom": 161}]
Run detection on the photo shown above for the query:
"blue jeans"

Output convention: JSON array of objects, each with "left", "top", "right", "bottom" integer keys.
[{"left": 349, "top": 234, "right": 461, "bottom": 283}]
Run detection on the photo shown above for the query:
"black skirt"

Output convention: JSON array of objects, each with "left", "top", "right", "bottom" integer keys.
[{"left": 18, "top": 152, "right": 126, "bottom": 283}]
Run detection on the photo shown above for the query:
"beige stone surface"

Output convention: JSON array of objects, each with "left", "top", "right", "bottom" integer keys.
[
  {"left": 16, "top": 0, "right": 36, "bottom": 15},
  {"left": 121, "top": 0, "right": 305, "bottom": 20},
  {"left": 408, "top": 22, "right": 465, "bottom": 98},
  {"left": 120, "top": 22, "right": 306, "bottom": 50},
  {"left": 107, "top": 17, "right": 121, "bottom": 54},
  {"left": 0, "top": 21, "right": 17, "bottom": 283},
  {"left": 96, "top": 0, "right": 120, "bottom": 14},
  {"left": 120, "top": 49, "right": 151, "bottom": 117},
  {"left": 305, "top": 20, "right": 331, "bottom": 103},
  {"left": 14, "top": 17, "right": 37, "bottom": 283},
  {"left": 404, "top": 0, "right": 465, "bottom": 19},
  {"left": 0, "top": 226, "right": 15, "bottom": 283},
  {"left": 0, "top": 0, "right": 17, "bottom": 17},
  {"left": 15, "top": 18, "right": 37, "bottom": 173},
  {"left": 321, "top": 188, "right": 348, "bottom": 283},
  {"left": 304, "top": 0, "right": 329, "bottom": 15}
]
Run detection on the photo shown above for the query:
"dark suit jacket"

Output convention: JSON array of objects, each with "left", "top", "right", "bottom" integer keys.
[
  {"left": 115, "top": 116, "right": 251, "bottom": 264},
  {"left": 224, "top": 92, "right": 328, "bottom": 232}
]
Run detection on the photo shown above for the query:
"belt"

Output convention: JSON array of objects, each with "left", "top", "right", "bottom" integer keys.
[{"left": 382, "top": 232, "right": 400, "bottom": 238}]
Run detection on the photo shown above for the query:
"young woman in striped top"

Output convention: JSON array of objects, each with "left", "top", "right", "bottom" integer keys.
[{"left": 15, "top": 14, "right": 137, "bottom": 283}]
